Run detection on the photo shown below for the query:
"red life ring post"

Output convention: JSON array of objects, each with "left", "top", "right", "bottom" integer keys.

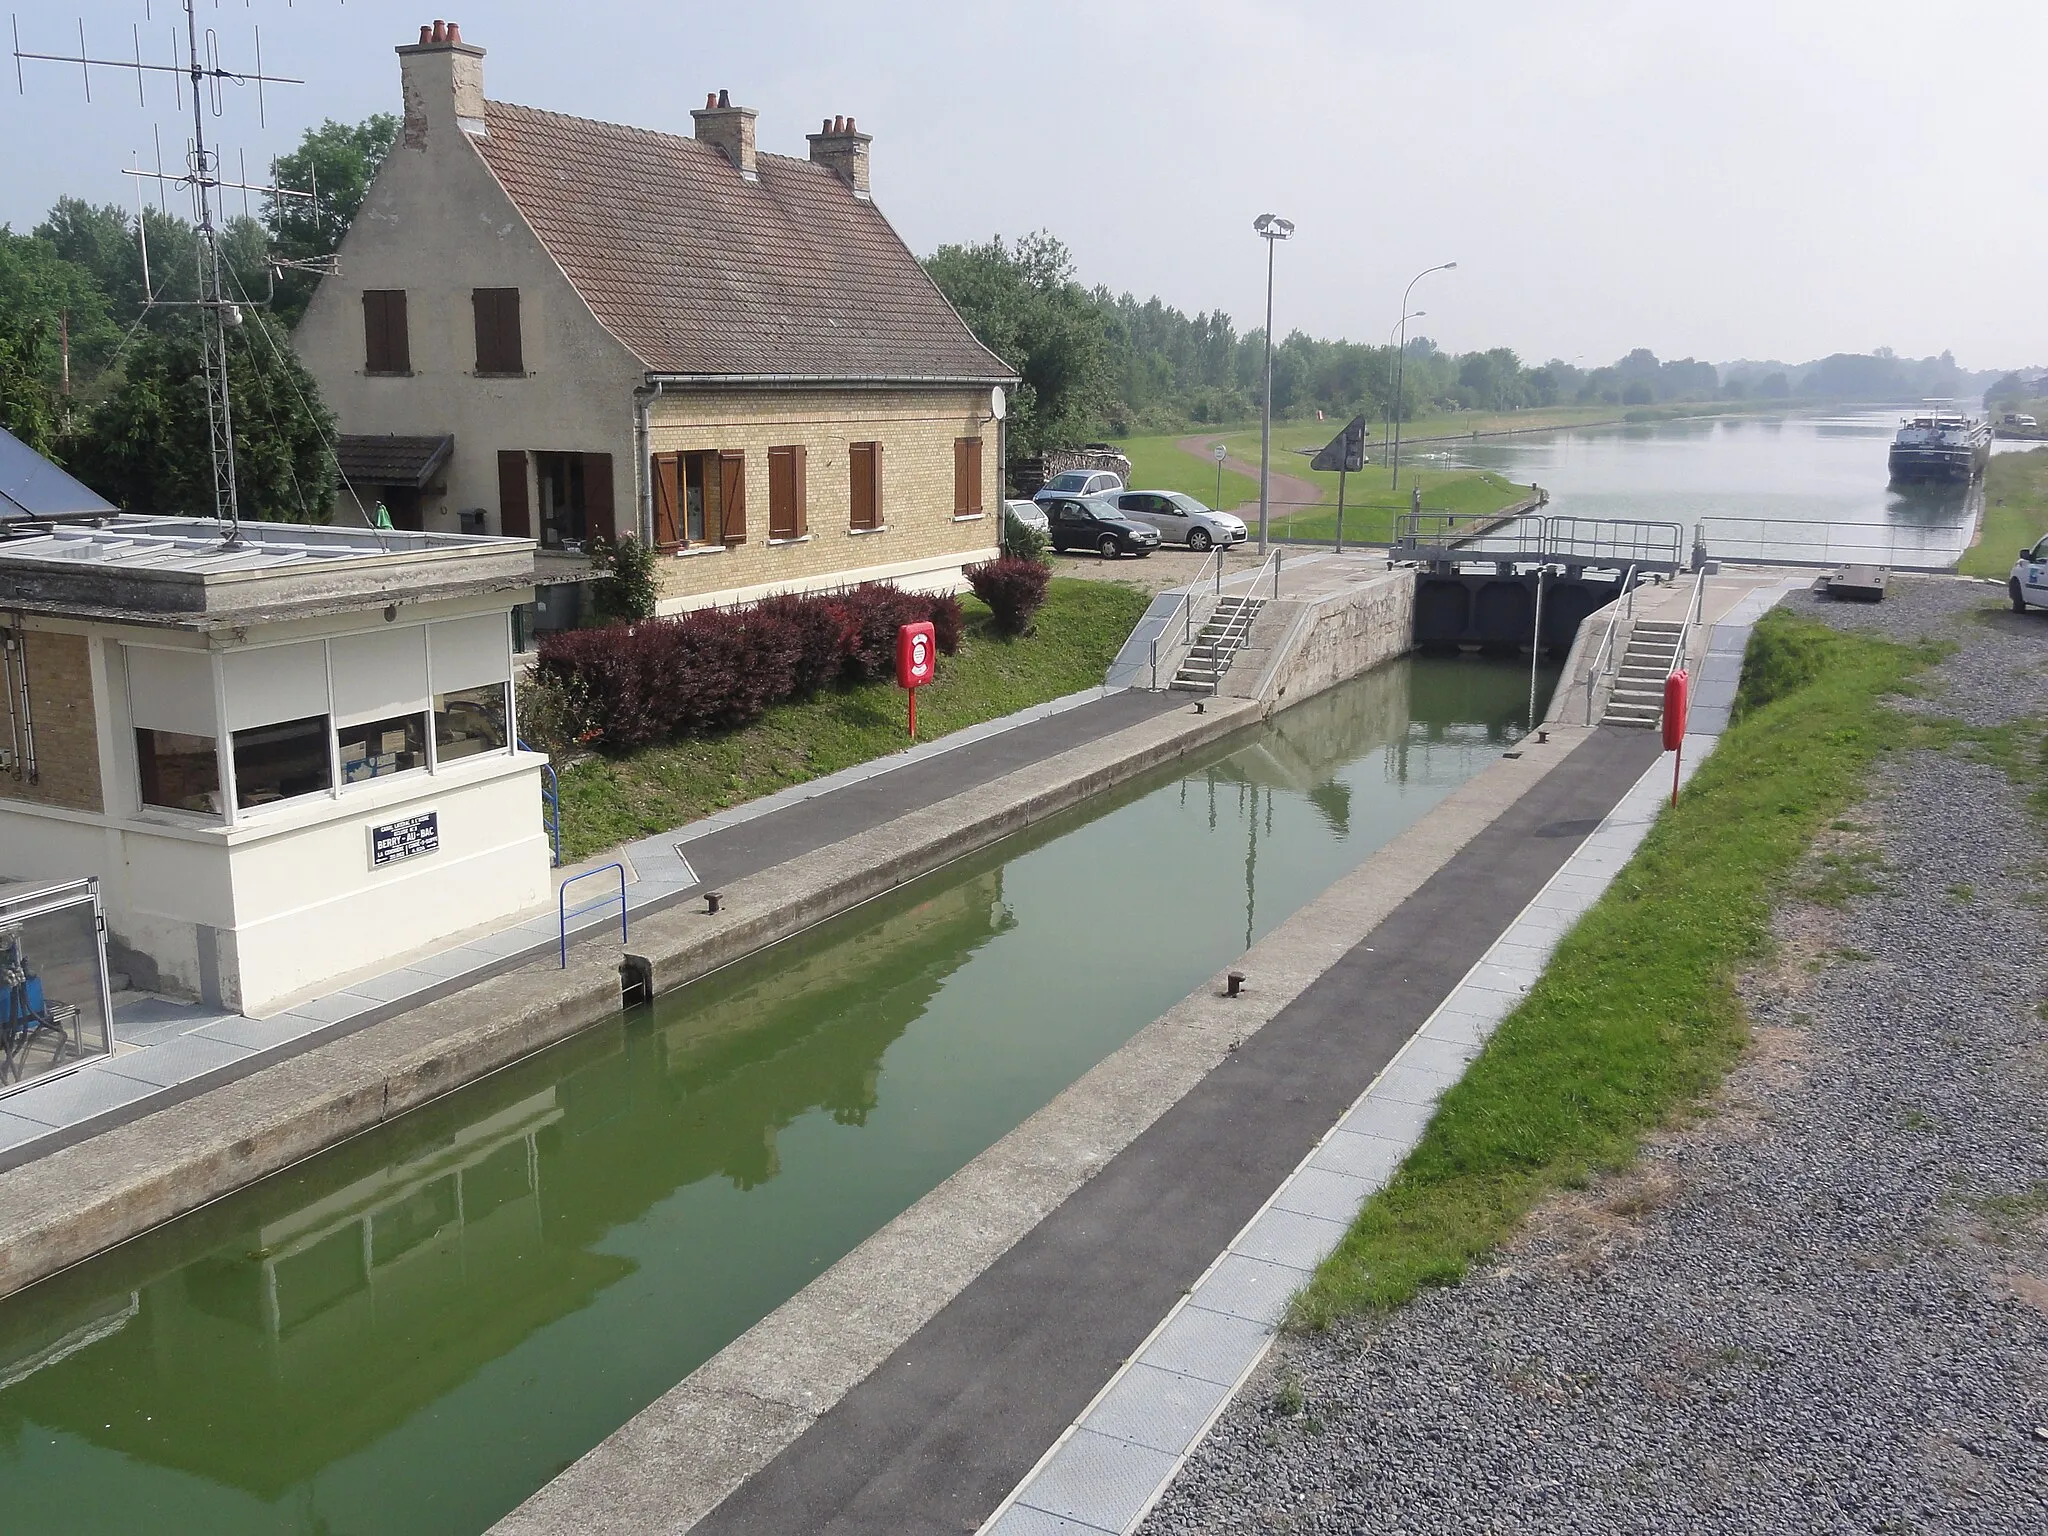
[
  {"left": 1662, "top": 668, "right": 1690, "bottom": 806},
  {"left": 896, "top": 621, "right": 937, "bottom": 740}
]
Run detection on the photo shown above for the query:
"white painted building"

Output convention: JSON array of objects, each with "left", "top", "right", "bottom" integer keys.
[{"left": 0, "top": 441, "right": 550, "bottom": 1015}]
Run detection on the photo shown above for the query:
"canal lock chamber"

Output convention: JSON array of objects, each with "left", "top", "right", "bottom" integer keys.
[{"left": 0, "top": 653, "right": 1558, "bottom": 1536}]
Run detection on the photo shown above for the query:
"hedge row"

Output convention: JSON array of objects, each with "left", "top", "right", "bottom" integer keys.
[{"left": 535, "top": 583, "right": 963, "bottom": 752}]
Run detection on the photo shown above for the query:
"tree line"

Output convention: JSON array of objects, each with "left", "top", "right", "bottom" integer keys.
[
  {"left": 0, "top": 116, "right": 395, "bottom": 520},
  {"left": 923, "top": 233, "right": 1995, "bottom": 459}
]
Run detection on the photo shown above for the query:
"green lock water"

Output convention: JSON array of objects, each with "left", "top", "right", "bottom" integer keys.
[{"left": 0, "top": 655, "right": 1553, "bottom": 1535}]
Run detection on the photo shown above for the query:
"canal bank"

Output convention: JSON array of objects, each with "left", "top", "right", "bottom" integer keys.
[{"left": 0, "top": 651, "right": 1548, "bottom": 1534}]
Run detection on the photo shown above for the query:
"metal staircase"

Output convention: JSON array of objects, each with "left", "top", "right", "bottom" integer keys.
[
  {"left": 1603, "top": 619, "right": 1682, "bottom": 727},
  {"left": 1171, "top": 593, "right": 1265, "bottom": 691}
]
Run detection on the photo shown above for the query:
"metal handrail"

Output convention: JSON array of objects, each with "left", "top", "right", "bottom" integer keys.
[
  {"left": 558, "top": 862, "right": 627, "bottom": 968},
  {"left": 1669, "top": 564, "right": 1708, "bottom": 687},
  {"left": 518, "top": 737, "right": 563, "bottom": 868},
  {"left": 1583, "top": 563, "right": 1641, "bottom": 725},
  {"left": 1142, "top": 546, "right": 1225, "bottom": 689}
]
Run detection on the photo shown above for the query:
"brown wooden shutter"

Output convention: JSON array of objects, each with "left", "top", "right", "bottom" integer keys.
[
  {"left": 496, "top": 450, "right": 530, "bottom": 538},
  {"left": 363, "top": 290, "right": 410, "bottom": 374},
  {"left": 965, "top": 436, "right": 983, "bottom": 513},
  {"left": 792, "top": 444, "right": 808, "bottom": 537},
  {"left": 652, "top": 453, "right": 683, "bottom": 548},
  {"left": 719, "top": 450, "right": 747, "bottom": 545},
  {"left": 849, "top": 442, "right": 878, "bottom": 530},
  {"left": 583, "top": 452, "right": 615, "bottom": 545},
  {"left": 768, "top": 447, "right": 796, "bottom": 540},
  {"left": 953, "top": 438, "right": 970, "bottom": 516},
  {"left": 473, "top": 288, "right": 523, "bottom": 373}
]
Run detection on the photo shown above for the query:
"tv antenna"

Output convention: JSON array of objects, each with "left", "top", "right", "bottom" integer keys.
[{"left": 12, "top": 1, "right": 324, "bottom": 543}]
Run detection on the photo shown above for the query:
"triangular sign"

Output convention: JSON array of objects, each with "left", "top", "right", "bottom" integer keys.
[{"left": 1310, "top": 414, "right": 1369, "bottom": 473}]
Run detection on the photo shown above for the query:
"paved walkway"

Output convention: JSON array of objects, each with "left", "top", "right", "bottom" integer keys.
[
  {"left": 0, "top": 686, "right": 1180, "bottom": 1170},
  {"left": 681, "top": 584, "right": 1791, "bottom": 1536}
]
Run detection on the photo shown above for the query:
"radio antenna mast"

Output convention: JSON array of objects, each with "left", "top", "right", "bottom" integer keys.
[{"left": 13, "top": 1, "right": 315, "bottom": 544}]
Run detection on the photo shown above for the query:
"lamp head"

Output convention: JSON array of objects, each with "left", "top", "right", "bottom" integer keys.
[
  {"left": 1253, "top": 213, "right": 1295, "bottom": 240},
  {"left": 1443, "top": 261, "right": 1458, "bottom": 270}
]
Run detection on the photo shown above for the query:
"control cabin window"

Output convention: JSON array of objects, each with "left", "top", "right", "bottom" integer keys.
[
  {"left": 135, "top": 729, "right": 221, "bottom": 816},
  {"left": 472, "top": 287, "right": 523, "bottom": 375},
  {"left": 362, "top": 290, "right": 410, "bottom": 375},
  {"left": 434, "top": 684, "right": 509, "bottom": 762},
  {"left": 338, "top": 713, "right": 429, "bottom": 784},
  {"left": 231, "top": 716, "right": 333, "bottom": 810}
]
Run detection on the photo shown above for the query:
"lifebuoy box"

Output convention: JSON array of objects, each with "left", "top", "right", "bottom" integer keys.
[
  {"left": 1662, "top": 669, "right": 1689, "bottom": 752},
  {"left": 896, "top": 621, "right": 936, "bottom": 690}
]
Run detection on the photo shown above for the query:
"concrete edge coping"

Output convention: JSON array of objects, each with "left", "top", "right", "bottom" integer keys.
[
  {"left": 0, "top": 695, "right": 1262, "bottom": 1303},
  {"left": 979, "top": 584, "right": 1797, "bottom": 1536},
  {"left": 486, "top": 719, "right": 1600, "bottom": 1536}
]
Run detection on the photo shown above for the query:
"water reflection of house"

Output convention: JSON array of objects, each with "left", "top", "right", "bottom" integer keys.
[{"left": 0, "top": 870, "right": 1006, "bottom": 1498}]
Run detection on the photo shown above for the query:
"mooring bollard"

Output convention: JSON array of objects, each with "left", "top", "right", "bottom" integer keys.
[
  {"left": 1226, "top": 970, "right": 1246, "bottom": 998},
  {"left": 705, "top": 891, "right": 723, "bottom": 915}
]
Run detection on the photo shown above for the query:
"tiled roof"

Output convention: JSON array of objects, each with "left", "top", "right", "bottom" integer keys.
[
  {"left": 471, "top": 102, "right": 1013, "bottom": 383},
  {"left": 337, "top": 434, "right": 453, "bottom": 488}
]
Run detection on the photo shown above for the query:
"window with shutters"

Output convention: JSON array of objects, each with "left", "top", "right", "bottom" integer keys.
[
  {"left": 953, "top": 436, "right": 984, "bottom": 516},
  {"left": 654, "top": 450, "right": 746, "bottom": 548},
  {"left": 363, "top": 290, "right": 410, "bottom": 375},
  {"left": 849, "top": 441, "right": 882, "bottom": 531},
  {"left": 767, "top": 445, "right": 808, "bottom": 541},
  {"left": 472, "top": 287, "right": 524, "bottom": 375}
]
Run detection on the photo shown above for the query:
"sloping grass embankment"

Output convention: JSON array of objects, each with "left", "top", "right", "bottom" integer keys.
[
  {"left": 1288, "top": 609, "right": 1935, "bottom": 1328},
  {"left": 1960, "top": 447, "right": 2048, "bottom": 580},
  {"left": 551, "top": 578, "right": 1150, "bottom": 861}
]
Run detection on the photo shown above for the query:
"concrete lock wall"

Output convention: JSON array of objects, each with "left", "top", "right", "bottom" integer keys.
[
  {"left": 1227, "top": 569, "right": 1420, "bottom": 712},
  {"left": 643, "top": 387, "right": 1001, "bottom": 612}
]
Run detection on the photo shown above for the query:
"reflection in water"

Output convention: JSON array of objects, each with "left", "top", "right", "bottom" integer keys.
[{"left": 0, "top": 655, "right": 1546, "bottom": 1536}]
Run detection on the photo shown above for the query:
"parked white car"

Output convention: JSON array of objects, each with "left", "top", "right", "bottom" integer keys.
[
  {"left": 1114, "top": 490, "right": 1248, "bottom": 552},
  {"left": 1003, "top": 498, "right": 1049, "bottom": 537},
  {"left": 2010, "top": 536, "right": 2048, "bottom": 611}
]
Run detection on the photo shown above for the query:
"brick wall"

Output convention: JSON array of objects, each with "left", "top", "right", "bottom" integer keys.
[
  {"left": 644, "top": 386, "right": 1001, "bottom": 610},
  {"left": 0, "top": 630, "right": 104, "bottom": 813}
]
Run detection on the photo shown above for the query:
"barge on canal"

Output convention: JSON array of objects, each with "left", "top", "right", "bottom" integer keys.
[{"left": 1887, "top": 402, "right": 1991, "bottom": 482}]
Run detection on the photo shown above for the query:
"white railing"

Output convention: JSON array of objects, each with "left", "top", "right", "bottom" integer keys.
[
  {"left": 1694, "top": 517, "right": 1973, "bottom": 572},
  {"left": 1142, "top": 547, "right": 1225, "bottom": 689},
  {"left": 1583, "top": 563, "right": 1642, "bottom": 725},
  {"left": 1670, "top": 564, "right": 1708, "bottom": 688}
]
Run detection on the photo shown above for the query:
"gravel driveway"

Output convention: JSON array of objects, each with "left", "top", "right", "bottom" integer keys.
[{"left": 1142, "top": 577, "right": 2048, "bottom": 1534}]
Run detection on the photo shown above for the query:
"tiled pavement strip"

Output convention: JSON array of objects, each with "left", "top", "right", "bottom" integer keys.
[
  {"left": 979, "top": 580, "right": 1798, "bottom": 1536},
  {"left": 0, "top": 680, "right": 1135, "bottom": 1164}
]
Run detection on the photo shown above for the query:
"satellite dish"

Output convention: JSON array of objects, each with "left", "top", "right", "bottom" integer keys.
[{"left": 989, "top": 386, "right": 1007, "bottom": 422}]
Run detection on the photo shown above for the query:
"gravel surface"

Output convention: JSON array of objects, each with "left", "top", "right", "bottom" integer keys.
[{"left": 1142, "top": 577, "right": 2048, "bottom": 1534}]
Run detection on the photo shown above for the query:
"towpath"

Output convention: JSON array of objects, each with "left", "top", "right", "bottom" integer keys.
[
  {"left": 1141, "top": 577, "right": 2048, "bottom": 1534},
  {"left": 1176, "top": 432, "right": 1322, "bottom": 517}
]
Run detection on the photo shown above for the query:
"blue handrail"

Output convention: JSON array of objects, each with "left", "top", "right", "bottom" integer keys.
[
  {"left": 519, "top": 738, "right": 562, "bottom": 869},
  {"left": 558, "top": 862, "right": 627, "bottom": 968}
]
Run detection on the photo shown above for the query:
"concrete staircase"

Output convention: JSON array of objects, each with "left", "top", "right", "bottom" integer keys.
[
  {"left": 1171, "top": 593, "right": 1266, "bottom": 691},
  {"left": 1603, "top": 619, "right": 1683, "bottom": 728}
]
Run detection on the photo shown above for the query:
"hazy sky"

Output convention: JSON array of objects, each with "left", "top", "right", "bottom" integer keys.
[{"left": 5, "top": 1, "right": 2042, "bottom": 370}]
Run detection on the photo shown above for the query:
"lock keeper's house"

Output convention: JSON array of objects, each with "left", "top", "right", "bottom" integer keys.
[{"left": 294, "top": 20, "right": 1015, "bottom": 618}]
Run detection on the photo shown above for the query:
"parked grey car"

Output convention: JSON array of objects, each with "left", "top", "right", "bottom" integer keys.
[
  {"left": 1034, "top": 469, "right": 1126, "bottom": 504},
  {"left": 1115, "top": 491, "right": 1247, "bottom": 551}
]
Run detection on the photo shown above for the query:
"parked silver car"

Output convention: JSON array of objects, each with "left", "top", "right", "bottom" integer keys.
[
  {"left": 1114, "top": 491, "right": 1248, "bottom": 551},
  {"left": 1034, "top": 469, "right": 1126, "bottom": 504}
]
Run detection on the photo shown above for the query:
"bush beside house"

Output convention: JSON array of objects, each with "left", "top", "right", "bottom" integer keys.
[
  {"left": 537, "top": 583, "right": 963, "bottom": 752},
  {"left": 965, "top": 556, "right": 1052, "bottom": 635}
]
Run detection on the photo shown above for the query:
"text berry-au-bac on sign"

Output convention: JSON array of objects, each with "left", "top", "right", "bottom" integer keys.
[{"left": 369, "top": 811, "right": 440, "bottom": 868}]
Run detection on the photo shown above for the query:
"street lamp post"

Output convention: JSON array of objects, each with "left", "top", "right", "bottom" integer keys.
[
  {"left": 1390, "top": 261, "right": 1457, "bottom": 492},
  {"left": 1253, "top": 213, "right": 1295, "bottom": 553},
  {"left": 1384, "top": 310, "right": 1422, "bottom": 478}
]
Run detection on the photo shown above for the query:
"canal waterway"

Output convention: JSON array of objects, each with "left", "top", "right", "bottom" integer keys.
[
  {"left": 1428, "top": 407, "right": 2006, "bottom": 567},
  {"left": 0, "top": 654, "right": 1554, "bottom": 1536}
]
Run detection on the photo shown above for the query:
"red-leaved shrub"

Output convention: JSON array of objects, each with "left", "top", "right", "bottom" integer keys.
[
  {"left": 537, "top": 578, "right": 983, "bottom": 755},
  {"left": 965, "top": 556, "right": 1051, "bottom": 636}
]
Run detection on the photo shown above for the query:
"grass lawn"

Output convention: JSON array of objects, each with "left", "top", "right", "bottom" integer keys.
[
  {"left": 1960, "top": 447, "right": 2048, "bottom": 579},
  {"left": 1112, "top": 432, "right": 1258, "bottom": 508},
  {"left": 550, "top": 578, "right": 1151, "bottom": 861},
  {"left": 1288, "top": 609, "right": 1934, "bottom": 1328},
  {"left": 1270, "top": 468, "right": 1531, "bottom": 543}
]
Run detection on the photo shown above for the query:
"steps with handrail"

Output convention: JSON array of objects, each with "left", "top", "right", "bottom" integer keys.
[{"left": 1170, "top": 593, "right": 1266, "bottom": 691}]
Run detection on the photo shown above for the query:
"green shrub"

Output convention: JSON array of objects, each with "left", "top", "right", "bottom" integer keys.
[{"left": 586, "top": 534, "right": 659, "bottom": 623}]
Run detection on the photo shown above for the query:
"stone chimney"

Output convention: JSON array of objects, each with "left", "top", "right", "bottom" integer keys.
[
  {"left": 807, "top": 114, "right": 873, "bottom": 199},
  {"left": 691, "top": 89, "right": 759, "bottom": 181},
  {"left": 397, "top": 19, "right": 487, "bottom": 148}
]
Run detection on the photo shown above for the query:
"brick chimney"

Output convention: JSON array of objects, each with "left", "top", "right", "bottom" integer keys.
[
  {"left": 691, "top": 89, "right": 759, "bottom": 181},
  {"left": 397, "top": 19, "right": 487, "bottom": 148},
  {"left": 807, "top": 114, "right": 873, "bottom": 199}
]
